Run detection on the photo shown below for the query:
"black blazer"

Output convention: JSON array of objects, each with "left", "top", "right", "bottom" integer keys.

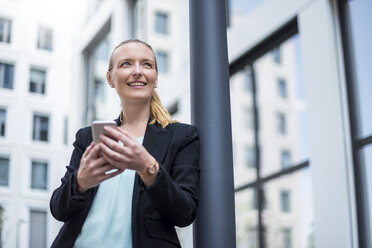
[{"left": 50, "top": 119, "right": 200, "bottom": 248}]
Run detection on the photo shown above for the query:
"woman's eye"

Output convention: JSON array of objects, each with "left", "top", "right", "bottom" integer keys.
[
  {"left": 121, "top": 61, "right": 130, "bottom": 66},
  {"left": 144, "top": 62, "right": 152, "bottom": 68}
]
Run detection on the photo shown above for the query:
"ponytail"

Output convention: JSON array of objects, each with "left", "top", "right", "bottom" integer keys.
[{"left": 149, "top": 91, "right": 177, "bottom": 128}]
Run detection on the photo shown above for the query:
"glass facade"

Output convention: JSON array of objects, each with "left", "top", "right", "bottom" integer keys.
[
  {"left": 346, "top": 0, "right": 372, "bottom": 138},
  {"left": 340, "top": 1, "right": 372, "bottom": 246},
  {"left": 231, "top": 33, "right": 313, "bottom": 248}
]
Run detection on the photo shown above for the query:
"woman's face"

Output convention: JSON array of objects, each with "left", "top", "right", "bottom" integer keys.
[{"left": 107, "top": 42, "right": 158, "bottom": 104}]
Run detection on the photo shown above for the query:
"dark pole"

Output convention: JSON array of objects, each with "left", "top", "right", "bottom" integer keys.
[{"left": 189, "top": 0, "right": 236, "bottom": 248}]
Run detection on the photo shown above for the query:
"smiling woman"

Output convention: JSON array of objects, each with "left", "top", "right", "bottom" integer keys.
[{"left": 49, "top": 39, "right": 200, "bottom": 248}]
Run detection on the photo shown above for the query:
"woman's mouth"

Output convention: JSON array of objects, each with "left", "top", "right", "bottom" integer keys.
[{"left": 127, "top": 81, "right": 147, "bottom": 87}]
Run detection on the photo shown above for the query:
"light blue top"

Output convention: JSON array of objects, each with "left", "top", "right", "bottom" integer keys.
[{"left": 74, "top": 137, "right": 144, "bottom": 248}]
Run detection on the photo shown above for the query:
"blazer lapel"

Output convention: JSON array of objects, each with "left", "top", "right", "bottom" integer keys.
[{"left": 142, "top": 123, "right": 173, "bottom": 164}]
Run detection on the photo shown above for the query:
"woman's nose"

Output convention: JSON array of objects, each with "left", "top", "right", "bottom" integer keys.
[{"left": 132, "top": 64, "right": 142, "bottom": 76}]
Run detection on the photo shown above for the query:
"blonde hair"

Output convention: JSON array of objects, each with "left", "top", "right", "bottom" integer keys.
[{"left": 109, "top": 39, "right": 176, "bottom": 128}]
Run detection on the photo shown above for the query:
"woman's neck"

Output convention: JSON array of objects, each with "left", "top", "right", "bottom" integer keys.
[{"left": 120, "top": 100, "right": 150, "bottom": 138}]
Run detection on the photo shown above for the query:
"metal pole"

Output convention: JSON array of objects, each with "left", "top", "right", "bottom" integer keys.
[{"left": 189, "top": 0, "right": 236, "bottom": 247}]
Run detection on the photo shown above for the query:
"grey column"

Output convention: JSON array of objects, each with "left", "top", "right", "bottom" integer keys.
[{"left": 189, "top": 0, "right": 236, "bottom": 247}]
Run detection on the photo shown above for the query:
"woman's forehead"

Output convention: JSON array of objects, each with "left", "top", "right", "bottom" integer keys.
[{"left": 113, "top": 43, "right": 155, "bottom": 61}]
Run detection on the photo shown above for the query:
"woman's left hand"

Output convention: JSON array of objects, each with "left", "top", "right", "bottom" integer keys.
[{"left": 99, "top": 126, "right": 157, "bottom": 177}]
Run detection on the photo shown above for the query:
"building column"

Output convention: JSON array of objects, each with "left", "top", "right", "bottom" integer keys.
[{"left": 189, "top": 0, "right": 236, "bottom": 247}]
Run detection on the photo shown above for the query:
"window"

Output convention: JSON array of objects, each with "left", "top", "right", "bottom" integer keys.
[
  {"left": 167, "top": 101, "right": 179, "bottom": 116},
  {"left": 31, "top": 160, "right": 48, "bottom": 190},
  {"left": 281, "top": 228, "right": 292, "bottom": 248},
  {"left": 231, "top": 28, "right": 313, "bottom": 248},
  {"left": 246, "top": 146, "right": 256, "bottom": 168},
  {"left": 272, "top": 46, "right": 281, "bottom": 64},
  {"left": 155, "top": 12, "right": 169, "bottom": 35},
  {"left": 281, "top": 150, "right": 291, "bottom": 169},
  {"left": 32, "top": 114, "right": 49, "bottom": 142},
  {"left": 29, "top": 210, "right": 47, "bottom": 248},
  {"left": 277, "top": 78, "right": 287, "bottom": 98},
  {"left": 0, "top": 157, "right": 9, "bottom": 186},
  {"left": 280, "top": 190, "right": 290, "bottom": 213},
  {"left": 277, "top": 112, "right": 286, "bottom": 134},
  {"left": 37, "top": 27, "right": 53, "bottom": 51},
  {"left": 29, "top": 68, "right": 46, "bottom": 94},
  {"left": 0, "top": 109, "right": 5, "bottom": 136},
  {"left": 339, "top": 1, "right": 372, "bottom": 245},
  {"left": 155, "top": 51, "right": 169, "bottom": 74},
  {"left": 0, "top": 18, "right": 11, "bottom": 43},
  {"left": 0, "top": 62, "right": 14, "bottom": 89}
]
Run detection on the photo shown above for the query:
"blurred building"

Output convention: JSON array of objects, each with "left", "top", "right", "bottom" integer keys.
[{"left": 0, "top": 0, "right": 371, "bottom": 248}]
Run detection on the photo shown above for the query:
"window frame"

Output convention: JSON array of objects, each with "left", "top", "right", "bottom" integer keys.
[
  {"left": 0, "top": 17, "right": 12, "bottom": 43},
  {"left": 32, "top": 114, "right": 50, "bottom": 142}
]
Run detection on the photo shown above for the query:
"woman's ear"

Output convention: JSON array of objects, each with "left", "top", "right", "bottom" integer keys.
[{"left": 107, "top": 71, "right": 114, "bottom": 88}]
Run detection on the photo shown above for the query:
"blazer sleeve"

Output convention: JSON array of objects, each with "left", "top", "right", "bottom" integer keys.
[
  {"left": 50, "top": 128, "right": 95, "bottom": 222},
  {"left": 143, "top": 125, "right": 200, "bottom": 227}
]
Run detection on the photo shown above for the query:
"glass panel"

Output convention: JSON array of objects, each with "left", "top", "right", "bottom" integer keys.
[
  {"left": 155, "top": 12, "right": 168, "bottom": 35},
  {"left": 0, "top": 63, "right": 14, "bottom": 89},
  {"left": 0, "top": 18, "right": 11, "bottom": 43},
  {"left": 37, "top": 27, "right": 53, "bottom": 51},
  {"left": 155, "top": 51, "right": 169, "bottom": 74},
  {"left": 229, "top": 0, "right": 267, "bottom": 22},
  {"left": 30, "top": 68, "right": 46, "bottom": 94},
  {"left": 89, "top": 34, "right": 112, "bottom": 122},
  {"left": 29, "top": 210, "right": 47, "bottom": 248},
  {"left": 0, "top": 109, "right": 5, "bottom": 136},
  {"left": 0, "top": 157, "right": 9, "bottom": 186},
  {"left": 33, "top": 115, "right": 49, "bottom": 141},
  {"left": 262, "top": 168, "right": 315, "bottom": 248},
  {"left": 235, "top": 188, "right": 259, "bottom": 248},
  {"left": 230, "top": 68, "right": 256, "bottom": 187},
  {"left": 347, "top": 1, "right": 372, "bottom": 138},
  {"left": 359, "top": 144, "right": 372, "bottom": 242},
  {"left": 31, "top": 161, "right": 48, "bottom": 190},
  {"left": 252, "top": 34, "right": 309, "bottom": 177}
]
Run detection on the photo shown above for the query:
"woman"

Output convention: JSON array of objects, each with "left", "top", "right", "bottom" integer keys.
[{"left": 50, "top": 39, "right": 200, "bottom": 248}]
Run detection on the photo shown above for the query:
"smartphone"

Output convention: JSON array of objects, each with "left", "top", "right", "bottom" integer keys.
[{"left": 91, "top": 120, "right": 117, "bottom": 143}]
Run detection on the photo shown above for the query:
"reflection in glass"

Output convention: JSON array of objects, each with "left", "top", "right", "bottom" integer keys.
[
  {"left": 359, "top": 144, "right": 372, "bottom": 241},
  {"left": 262, "top": 169, "right": 315, "bottom": 248},
  {"left": 253, "top": 35, "right": 309, "bottom": 177},
  {"left": 347, "top": 1, "right": 372, "bottom": 138},
  {"left": 230, "top": 69, "right": 256, "bottom": 187},
  {"left": 235, "top": 189, "right": 258, "bottom": 248}
]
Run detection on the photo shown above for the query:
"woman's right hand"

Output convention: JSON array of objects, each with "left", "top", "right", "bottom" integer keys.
[{"left": 76, "top": 142, "right": 124, "bottom": 194}]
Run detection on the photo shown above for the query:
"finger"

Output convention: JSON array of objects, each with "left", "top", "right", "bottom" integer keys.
[
  {"left": 82, "top": 142, "right": 95, "bottom": 159},
  {"left": 91, "top": 156, "right": 109, "bottom": 168},
  {"left": 102, "top": 144, "right": 126, "bottom": 168},
  {"left": 100, "top": 141, "right": 130, "bottom": 163},
  {"left": 104, "top": 126, "right": 135, "bottom": 147},
  {"left": 87, "top": 142, "right": 102, "bottom": 159}
]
